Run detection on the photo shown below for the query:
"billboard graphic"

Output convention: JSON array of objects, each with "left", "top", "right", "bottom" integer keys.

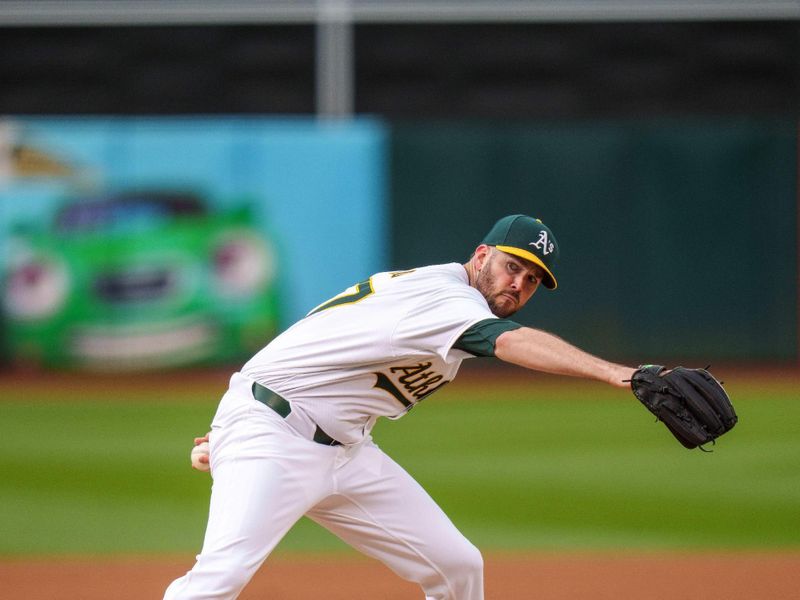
[{"left": 0, "top": 118, "right": 388, "bottom": 370}]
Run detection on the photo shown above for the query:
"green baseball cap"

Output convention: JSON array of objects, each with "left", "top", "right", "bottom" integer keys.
[{"left": 482, "top": 214, "right": 560, "bottom": 289}]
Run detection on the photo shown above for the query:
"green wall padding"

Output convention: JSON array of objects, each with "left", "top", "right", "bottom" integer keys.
[{"left": 391, "top": 119, "right": 797, "bottom": 362}]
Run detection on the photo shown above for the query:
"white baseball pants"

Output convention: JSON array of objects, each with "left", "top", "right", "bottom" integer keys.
[{"left": 163, "top": 373, "right": 483, "bottom": 600}]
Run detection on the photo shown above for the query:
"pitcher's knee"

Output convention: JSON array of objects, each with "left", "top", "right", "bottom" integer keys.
[
  {"left": 423, "top": 541, "right": 483, "bottom": 599},
  {"left": 206, "top": 565, "right": 252, "bottom": 597},
  {"left": 164, "top": 558, "right": 255, "bottom": 599},
  {"left": 445, "top": 542, "right": 483, "bottom": 585}
]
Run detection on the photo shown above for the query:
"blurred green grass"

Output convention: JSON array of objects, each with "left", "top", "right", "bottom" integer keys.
[{"left": 0, "top": 374, "right": 798, "bottom": 556}]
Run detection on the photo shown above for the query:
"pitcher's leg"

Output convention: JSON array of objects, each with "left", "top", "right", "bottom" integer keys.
[
  {"left": 164, "top": 458, "right": 311, "bottom": 599},
  {"left": 165, "top": 399, "right": 335, "bottom": 600},
  {"left": 307, "top": 444, "right": 483, "bottom": 600}
]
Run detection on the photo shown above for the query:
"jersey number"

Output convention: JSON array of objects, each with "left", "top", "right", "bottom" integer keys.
[
  {"left": 309, "top": 270, "right": 417, "bottom": 316},
  {"left": 308, "top": 278, "right": 374, "bottom": 316}
]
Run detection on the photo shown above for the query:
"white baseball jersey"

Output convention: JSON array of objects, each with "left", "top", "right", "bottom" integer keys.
[{"left": 241, "top": 262, "right": 497, "bottom": 445}]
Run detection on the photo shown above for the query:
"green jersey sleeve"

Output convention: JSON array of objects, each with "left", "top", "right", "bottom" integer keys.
[{"left": 452, "top": 318, "right": 523, "bottom": 357}]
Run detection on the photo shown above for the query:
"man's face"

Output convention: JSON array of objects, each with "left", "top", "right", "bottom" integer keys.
[{"left": 473, "top": 246, "right": 543, "bottom": 318}]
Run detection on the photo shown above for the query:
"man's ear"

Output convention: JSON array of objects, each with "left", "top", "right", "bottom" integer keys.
[{"left": 473, "top": 244, "right": 492, "bottom": 270}]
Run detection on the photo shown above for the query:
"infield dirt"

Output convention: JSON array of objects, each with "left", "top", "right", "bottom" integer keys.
[{"left": 2, "top": 552, "right": 799, "bottom": 599}]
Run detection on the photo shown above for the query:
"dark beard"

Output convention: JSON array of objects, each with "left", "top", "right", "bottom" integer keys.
[
  {"left": 486, "top": 294, "right": 518, "bottom": 318},
  {"left": 475, "top": 259, "right": 518, "bottom": 318}
]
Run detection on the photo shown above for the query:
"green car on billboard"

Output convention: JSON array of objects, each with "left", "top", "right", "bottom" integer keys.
[{"left": 2, "top": 191, "right": 281, "bottom": 370}]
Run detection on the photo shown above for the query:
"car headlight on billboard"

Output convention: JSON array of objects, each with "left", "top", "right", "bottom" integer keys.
[
  {"left": 3, "top": 254, "right": 70, "bottom": 320},
  {"left": 212, "top": 232, "right": 275, "bottom": 298}
]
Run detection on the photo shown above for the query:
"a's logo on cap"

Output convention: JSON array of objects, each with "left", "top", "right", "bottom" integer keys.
[{"left": 529, "top": 230, "right": 555, "bottom": 256}]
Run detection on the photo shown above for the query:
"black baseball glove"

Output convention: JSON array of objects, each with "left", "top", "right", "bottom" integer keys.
[{"left": 631, "top": 365, "right": 738, "bottom": 449}]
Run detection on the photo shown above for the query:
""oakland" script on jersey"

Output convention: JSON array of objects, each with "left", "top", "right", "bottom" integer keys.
[{"left": 373, "top": 362, "right": 450, "bottom": 407}]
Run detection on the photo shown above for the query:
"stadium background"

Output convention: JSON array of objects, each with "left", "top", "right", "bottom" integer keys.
[{"left": 0, "top": 2, "right": 798, "bottom": 599}]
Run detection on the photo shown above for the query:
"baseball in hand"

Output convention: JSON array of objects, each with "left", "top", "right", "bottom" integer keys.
[{"left": 191, "top": 441, "right": 211, "bottom": 472}]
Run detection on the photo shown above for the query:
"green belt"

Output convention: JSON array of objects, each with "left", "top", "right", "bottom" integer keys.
[{"left": 251, "top": 382, "right": 341, "bottom": 446}]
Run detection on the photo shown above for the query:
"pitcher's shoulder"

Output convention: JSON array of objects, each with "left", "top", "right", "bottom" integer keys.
[{"left": 390, "top": 262, "right": 466, "bottom": 282}]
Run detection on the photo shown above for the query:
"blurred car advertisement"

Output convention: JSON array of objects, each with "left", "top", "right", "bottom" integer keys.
[
  {"left": 0, "top": 117, "right": 388, "bottom": 371},
  {"left": 4, "top": 190, "right": 280, "bottom": 370}
]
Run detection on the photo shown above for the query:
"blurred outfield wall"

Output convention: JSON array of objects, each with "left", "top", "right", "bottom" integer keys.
[
  {"left": 0, "top": 116, "right": 796, "bottom": 367},
  {"left": 391, "top": 118, "right": 798, "bottom": 363}
]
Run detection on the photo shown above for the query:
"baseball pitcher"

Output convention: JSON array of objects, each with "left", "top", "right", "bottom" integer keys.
[{"left": 165, "top": 214, "right": 736, "bottom": 600}]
